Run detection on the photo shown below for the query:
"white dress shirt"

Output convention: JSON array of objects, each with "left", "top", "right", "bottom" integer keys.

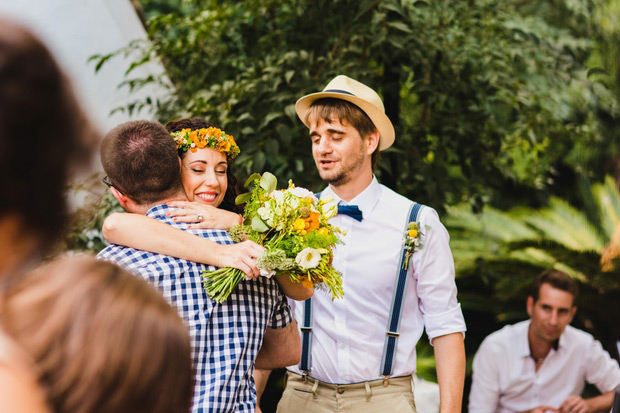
[
  {"left": 288, "top": 177, "right": 466, "bottom": 383},
  {"left": 469, "top": 320, "right": 620, "bottom": 412}
]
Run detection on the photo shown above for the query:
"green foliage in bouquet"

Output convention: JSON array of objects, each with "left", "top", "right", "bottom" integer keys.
[{"left": 202, "top": 172, "right": 344, "bottom": 303}]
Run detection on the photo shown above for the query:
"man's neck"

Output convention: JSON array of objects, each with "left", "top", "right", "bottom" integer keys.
[
  {"left": 126, "top": 193, "right": 187, "bottom": 215},
  {"left": 329, "top": 171, "right": 373, "bottom": 202},
  {"left": 527, "top": 323, "right": 555, "bottom": 360}
]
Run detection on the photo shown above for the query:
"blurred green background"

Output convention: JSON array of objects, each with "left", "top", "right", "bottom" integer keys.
[{"left": 68, "top": 0, "right": 620, "bottom": 411}]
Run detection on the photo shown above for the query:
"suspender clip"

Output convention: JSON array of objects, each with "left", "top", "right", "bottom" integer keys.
[
  {"left": 301, "top": 372, "right": 308, "bottom": 383},
  {"left": 386, "top": 330, "right": 400, "bottom": 338},
  {"left": 382, "top": 376, "right": 390, "bottom": 387}
]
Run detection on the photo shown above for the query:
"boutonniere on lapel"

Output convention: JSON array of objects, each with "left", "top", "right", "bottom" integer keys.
[{"left": 402, "top": 221, "right": 430, "bottom": 270}]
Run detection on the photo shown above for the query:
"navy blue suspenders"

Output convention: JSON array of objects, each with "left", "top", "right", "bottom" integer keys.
[
  {"left": 379, "top": 202, "right": 423, "bottom": 379},
  {"left": 298, "top": 201, "right": 424, "bottom": 380},
  {"left": 299, "top": 297, "right": 313, "bottom": 373}
]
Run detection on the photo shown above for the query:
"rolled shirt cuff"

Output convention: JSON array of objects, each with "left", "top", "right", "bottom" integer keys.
[{"left": 424, "top": 303, "right": 467, "bottom": 344}]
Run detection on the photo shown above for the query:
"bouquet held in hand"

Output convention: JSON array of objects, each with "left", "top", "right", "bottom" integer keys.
[{"left": 202, "top": 172, "right": 344, "bottom": 302}]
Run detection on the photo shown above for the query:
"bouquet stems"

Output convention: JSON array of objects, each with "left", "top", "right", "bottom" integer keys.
[{"left": 202, "top": 267, "right": 245, "bottom": 303}]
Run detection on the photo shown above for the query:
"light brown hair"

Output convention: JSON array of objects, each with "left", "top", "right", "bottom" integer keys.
[
  {"left": 0, "top": 255, "right": 193, "bottom": 413},
  {"left": 530, "top": 269, "right": 579, "bottom": 304},
  {"left": 306, "top": 98, "right": 381, "bottom": 170}
]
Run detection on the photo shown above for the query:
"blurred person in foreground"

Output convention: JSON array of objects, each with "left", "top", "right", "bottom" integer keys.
[
  {"left": 0, "top": 255, "right": 194, "bottom": 413},
  {"left": 469, "top": 269, "right": 620, "bottom": 413},
  {"left": 0, "top": 18, "right": 96, "bottom": 411},
  {"left": 98, "top": 120, "right": 300, "bottom": 412},
  {"left": 273, "top": 75, "right": 467, "bottom": 413}
]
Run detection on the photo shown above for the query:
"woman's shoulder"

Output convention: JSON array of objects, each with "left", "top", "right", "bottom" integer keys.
[{"left": 0, "top": 328, "right": 50, "bottom": 413}]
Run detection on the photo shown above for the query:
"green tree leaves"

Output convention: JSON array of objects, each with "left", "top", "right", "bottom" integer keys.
[{"left": 93, "top": 0, "right": 618, "bottom": 210}]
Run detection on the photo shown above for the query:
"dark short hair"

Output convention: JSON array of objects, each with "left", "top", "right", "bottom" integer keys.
[
  {"left": 100, "top": 120, "right": 183, "bottom": 205},
  {"left": 165, "top": 118, "right": 242, "bottom": 214},
  {"left": 530, "top": 269, "right": 579, "bottom": 304},
  {"left": 0, "top": 19, "right": 96, "bottom": 253},
  {"left": 306, "top": 98, "right": 381, "bottom": 170}
]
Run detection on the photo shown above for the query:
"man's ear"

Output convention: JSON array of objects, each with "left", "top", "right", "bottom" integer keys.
[
  {"left": 365, "top": 130, "right": 380, "bottom": 155},
  {"left": 526, "top": 296, "right": 534, "bottom": 317},
  {"left": 569, "top": 306, "right": 577, "bottom": 323},
  {"left": 110, "top": 187, "right": 132, "bottom": 211}
]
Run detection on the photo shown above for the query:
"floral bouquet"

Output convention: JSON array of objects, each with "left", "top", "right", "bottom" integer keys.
[{"left": 202, "top": 172, "right": 344, "bottom": 303}]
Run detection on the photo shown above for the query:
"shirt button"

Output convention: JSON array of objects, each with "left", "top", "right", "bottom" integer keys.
[{"left": 339, "top": 343, "right": 345, "bottom": 349}]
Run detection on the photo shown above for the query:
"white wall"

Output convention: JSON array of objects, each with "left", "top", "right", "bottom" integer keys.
[
  {"left": 0, "top": 0, "right": 168, "bottom": 135},
  {"left": 0, "top": 0, "right": 169, "bottom": 207}
]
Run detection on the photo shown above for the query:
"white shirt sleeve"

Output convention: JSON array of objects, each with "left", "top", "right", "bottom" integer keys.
[
  {"left": 584, "top": 336, "right": 620, "bottom": 393},
  {"left": 469, "top": 337, "right": 502, "bottom": 412},
  {"left": 412, "top": 207, "right": 466, "bottom": 340}
]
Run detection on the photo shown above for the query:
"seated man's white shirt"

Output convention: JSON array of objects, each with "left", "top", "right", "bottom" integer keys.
[
  {"left": 287, "top": 177, "right": 466, "bottom": 384},
  {"left": 469, "top": 320, "right": 620, "bottom": 413}
]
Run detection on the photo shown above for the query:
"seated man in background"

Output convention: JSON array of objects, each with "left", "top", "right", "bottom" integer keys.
[{"left": 469, "top": 269, "right": 620, "bottom": 413}]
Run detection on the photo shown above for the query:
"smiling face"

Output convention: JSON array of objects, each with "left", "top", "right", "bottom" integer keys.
[
  {"left": 180, "top": 147, "right": 228, "bottom": 208},
  {"left": 309, "top": 115, "right": 376, "bottom": 189},
  {"left": 527, "top": 283, "right": 576, "bottom": 345}
]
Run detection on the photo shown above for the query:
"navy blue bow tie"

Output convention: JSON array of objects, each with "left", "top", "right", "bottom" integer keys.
[{"left": 337, "top": 204, "right": 363, "bottom": 222}]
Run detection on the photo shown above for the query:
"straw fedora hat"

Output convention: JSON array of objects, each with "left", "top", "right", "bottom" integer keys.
[{"left": 295, "top": 75, "right": 395, "bottom": 151}]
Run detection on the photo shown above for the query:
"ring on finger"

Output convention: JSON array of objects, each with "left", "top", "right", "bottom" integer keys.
[{"left": 197, "top": 213, "right": 204, "bottom": 222}]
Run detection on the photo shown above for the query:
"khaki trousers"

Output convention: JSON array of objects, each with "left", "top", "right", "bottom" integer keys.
[{"left": 276, "top": 372, "right": 417, "bottom": 413}]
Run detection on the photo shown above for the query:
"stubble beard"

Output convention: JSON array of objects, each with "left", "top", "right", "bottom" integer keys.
[
  {"left": 316, "top": 144, "right": 366, "bottom": 188},
  {"left": 320, "top": 169, "right": 351, "bottom": 187},
  {"left": 532, "top": 322, "right": 562, "bottom": 345}
]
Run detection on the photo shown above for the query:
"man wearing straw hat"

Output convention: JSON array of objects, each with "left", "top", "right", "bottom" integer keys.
[{"left": 274, "top": 75, "right": 467, "bottom": 412}]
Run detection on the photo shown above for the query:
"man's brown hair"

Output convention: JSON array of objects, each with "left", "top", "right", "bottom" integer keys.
[
  {"left": 100, "top": 120, "right": 183, "bottom": 205},
  {"left": 530, "top": 269, "right": 579, "bottom": 304},
  {"left": 305, "top": 98, "right": 381, "bottom": 170},
  {"left": 0, "top": 255, "right": 193, "bottom": 413}
]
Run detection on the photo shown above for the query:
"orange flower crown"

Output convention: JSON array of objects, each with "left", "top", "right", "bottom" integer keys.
[{"left": 171, "top": 127, "right": 240, "bottom": 159}]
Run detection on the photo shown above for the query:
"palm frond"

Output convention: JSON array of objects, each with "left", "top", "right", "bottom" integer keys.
[
  {"left": 479, "top": 207, "right": 540, "bottom": 242},
  {"left": 592, "top": 176, "right": 620, "bottom": 241},
  {"left": 525, "top": 198, "right": 606, "bottom": 250},
  {"left": 506, "top": 240, "right": 601, "bottom": 278}
]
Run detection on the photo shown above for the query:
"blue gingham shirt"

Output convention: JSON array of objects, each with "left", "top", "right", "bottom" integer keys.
[{"left": 97, "top": 204, "right": 292, "bottom": 413}]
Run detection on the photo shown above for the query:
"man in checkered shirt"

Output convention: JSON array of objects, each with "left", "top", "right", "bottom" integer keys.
[{"left": 97, "top": 120, "right": 295, "bottom": 412}]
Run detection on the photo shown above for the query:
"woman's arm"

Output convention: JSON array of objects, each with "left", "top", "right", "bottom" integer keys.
[
  {"left": 166, "top": 201, "right": 242, "bottom": 229},
  {"left": 102, "top": 212, "right": 262, "bottom": 277},
  {"left": 103, "top": 213, "right": 315, "bottom": 299}
]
